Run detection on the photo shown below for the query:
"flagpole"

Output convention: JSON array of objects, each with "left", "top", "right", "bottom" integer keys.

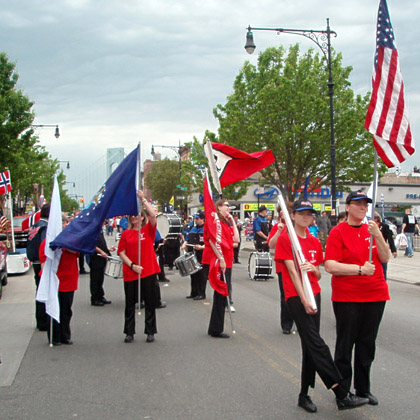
[
  {"left": 223, "top": 272, "right": 236, "bottom": 334},
  {"left": 8, "top": 193, "right": 16, "bottom": 253},
  {"left": 137, "top": 143, "right": 142, "bottom": 315},
  {"left": 368, "top": 151, "right": 379, "bottom": 262}
]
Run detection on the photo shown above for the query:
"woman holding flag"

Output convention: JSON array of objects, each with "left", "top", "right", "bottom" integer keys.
[
  {"left": 207, "top": 198, "right": 239, "bottom": 339},
  {"left": 118, "top": 190, "right": 160, "bottom": 344},
  {"left": 275, "top": 198, "right": 369, "bottom": 413}
]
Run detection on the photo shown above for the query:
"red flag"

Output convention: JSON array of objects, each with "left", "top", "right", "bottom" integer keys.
[
  {"left": 365, "top": 0, "right": 415, "bottom": 168},
  {"left": 205, "top": 142, "right": 275, "bottom": 189},
  {"left": 0, "top": 170, "right": 12, "bottom": 195},
  {"left": 22, "top": 210, "right": 41, "bottom": 231},
  {"left": 203, "top": 173, "right": 228, "bottom": 296}
]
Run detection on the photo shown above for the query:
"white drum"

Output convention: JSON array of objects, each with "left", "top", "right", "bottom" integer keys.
[
  {"left": 157, "top": 214, "right": 183, "bottom": 238},
  {"left": 174, "top": 253, "right": 202, "bottom": 277},
  {"left": 105, "top": 256, "right": 123, "bottom": 279},
  {"left": 248, "top": 252, "right": 272, "bottom": 281}
]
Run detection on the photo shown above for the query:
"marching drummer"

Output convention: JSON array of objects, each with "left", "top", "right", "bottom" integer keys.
[{"left": 182, "top": 211, "right": 207, "bottom": 300}]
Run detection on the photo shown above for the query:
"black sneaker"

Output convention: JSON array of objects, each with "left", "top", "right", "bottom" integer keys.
[
  {"left": 336, "top": 392, "right": 369, "bottom": 411},
  {"left": 298, "top": 395, "right": 317, "bottom": 413},
  {"left": 356, "top": 391, "right": 378, "bottom": 406}
]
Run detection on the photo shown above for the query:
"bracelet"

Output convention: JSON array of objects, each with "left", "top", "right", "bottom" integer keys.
[
  {"left": 358, "top": 266, "right": 362, "bottom": 275},
  {"left": 130, "top": 262, "right": 135, "bottom": 270}
]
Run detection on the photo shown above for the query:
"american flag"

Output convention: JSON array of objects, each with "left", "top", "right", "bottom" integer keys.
[
  {"left": 365, "top": 0, "right": 415, "bottom": 168},
  {"left": 0, "top": 170, "right": 12, "bottom": 195},
  {"left": 0, "top": 215, "right": 8, "bottom": 229}
]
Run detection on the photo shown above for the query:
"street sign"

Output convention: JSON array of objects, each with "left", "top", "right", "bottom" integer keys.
[{"left": 176, "top": 195, "right": 185, "bottom": 200}]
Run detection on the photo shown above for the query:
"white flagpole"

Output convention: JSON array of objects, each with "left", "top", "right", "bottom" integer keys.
[
  {"left": 277, "top": 192, "right": 317, "bottom": 311},
  {"left": 204, "top": 141, "right": 222, "bottom": 196},
  {"left": 368, "top": 151, "right": 379, "bottom": 262},
  {"left": 137, "top": 143, "right": 142, "bottom": 315},
  {"left": 8, "top": 193, "right": 15, "bottom": 253}
]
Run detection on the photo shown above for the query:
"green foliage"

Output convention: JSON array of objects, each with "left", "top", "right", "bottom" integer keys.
[
  {"left": 0, "top": 52, "right": 73, "bottom": 211},
  {"left": 213, "top": 44, "right": 385, "bottom": 201}
]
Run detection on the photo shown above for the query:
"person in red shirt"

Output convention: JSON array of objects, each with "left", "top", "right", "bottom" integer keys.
[
  {"left": 207, "top": 199, "right": 240, "bottom": 338},
  {"left": 275, "top": 198, "right": 369, "bottom": 413},
  {"left": 39, "top": 215, "right": 79, "bottom": 346},
  {"left": 117, "top": 190, "right": 160, "bottom": 344},
  {"left": 325, "top": 191, "right": 390, "bottom": 406}
]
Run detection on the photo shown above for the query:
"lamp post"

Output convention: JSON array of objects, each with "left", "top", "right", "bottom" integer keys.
[
  {"left": 31, "top": 124, "right": 60, "bottom": 138},
  {"left": 65, "top": 182, "right": 76, "bottom": 188},
  {"left": 245, "top": 19, "right": 338, "bottom": 222},
  {"left": 59, "top": 160, "right": 70, "bottom": 169},
  {"left": 151, "top": 141, "right": 186, "bottom": 217}
]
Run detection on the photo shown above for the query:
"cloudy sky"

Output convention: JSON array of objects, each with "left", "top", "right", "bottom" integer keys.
[{"left": 1, "top": 0, "right": 419, "bottom": 198}]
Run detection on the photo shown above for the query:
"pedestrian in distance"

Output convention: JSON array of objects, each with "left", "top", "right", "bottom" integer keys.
[{"left": 402, "top": 208, "right": 419, "bottom": 258}]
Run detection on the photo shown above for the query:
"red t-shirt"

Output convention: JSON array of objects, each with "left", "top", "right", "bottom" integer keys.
[
  {"left": 39, "top": 240, "right": 79, "bottom": 292},
  {"left": 275, "top": 229, "right": 323, "bottom": 301},
  {"left": 117, "top": 223, "right": 160, "bottom": 281},
  {"left": 220, "top": 222, "right": 234, "bottom": 268},
  {"left": 268, "top": 223, "right": 285, "bottom": 274},
  {"left": 325, "top": 222, "right": 390, "bottom": 302}
]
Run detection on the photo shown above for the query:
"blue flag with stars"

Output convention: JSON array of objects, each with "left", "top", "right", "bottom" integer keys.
[{"left": 51, "top": 147, "right": 139, "bottom": 254}]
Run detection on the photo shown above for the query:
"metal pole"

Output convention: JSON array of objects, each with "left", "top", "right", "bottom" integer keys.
[
  {"left": 137, "top": 143, "right": 142, "bottom": 315},
  {"left": 326, "top": 18, "right": 337, "bottom": 225}
]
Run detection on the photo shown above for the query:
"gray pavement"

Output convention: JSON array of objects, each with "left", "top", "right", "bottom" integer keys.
[{"left": 1, "top": 245, "right": 420, "bottom": 419}]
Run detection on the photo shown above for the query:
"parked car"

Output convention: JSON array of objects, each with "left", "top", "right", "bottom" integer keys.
[
  {"left": 0, "top": 233, "right": 8, "bottom": 299},
  {"left": 7, "top": 215, "right": 29, "bottom": 249}
]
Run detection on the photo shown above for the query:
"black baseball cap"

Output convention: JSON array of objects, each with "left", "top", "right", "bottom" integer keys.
[
  {"left": 194, "top": 211, "right": 205, "bottom": 219},
  {"left": 292, "top": 199, "right": 317, "bottom": 213},
  {"left": 345, "top": 191, "right": 372, "bottom": 204},
  {"left": 258, "top": 205, "right": 267, "bottom": 212}
]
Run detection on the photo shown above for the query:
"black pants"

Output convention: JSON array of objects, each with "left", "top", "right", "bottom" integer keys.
[
  {"left": 124, "top": 275, "right": 159, "bottom": 336},
  {"left": 47, "top": 291, "right": 74, "bottom": 344},
  {"left": 156, "top": 245, "right": 166, "bottom": 280},
  {"left": 200, "top": 264, "right": 209, "bottom": 298},
  {"left": 333, "top": 301, "right": 386, "bottom": 393},
  {"left": 233, "top": 241, "right": 241, "bottom": 262},
  {"left": 89, "top": 263, "right": 105, "bottom": 303},
  {"left": 277, "top": 272, "right": 294, "bottom": 332},
  {"left": 287, "top": 294, "right": 342, "bottom": 393},
  {"left": 33, "top": 263, "right": 48, "bottom": 330},
  {"left": 208, "top": 268, "right": 231, "bottom": 335}
]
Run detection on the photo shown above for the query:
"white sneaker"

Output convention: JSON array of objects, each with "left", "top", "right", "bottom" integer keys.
[{"left": 230, "top": 305, "right": 236, "bottom": 313}]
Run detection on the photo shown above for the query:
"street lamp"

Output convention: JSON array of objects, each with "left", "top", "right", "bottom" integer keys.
[
  {"left": 245, "top": 19, "right": 338, "bottom": 222},
  {"left": 31, "top": 124, "right": 60, "bottom": 138},
  {"left": 65, "top": 181, "right": 76, "bottom": 188},
  {"left": 59, "top": 160, "right": 70, "bottom": 169}
]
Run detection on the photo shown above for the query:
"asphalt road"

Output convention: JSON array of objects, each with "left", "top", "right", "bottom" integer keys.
[{"left": 1, "top": 249, "right": 420, "bottom": 420}]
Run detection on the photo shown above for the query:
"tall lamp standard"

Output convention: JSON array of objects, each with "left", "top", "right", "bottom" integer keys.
[
  {"left": 245, "top": 19, "right": 338, "bottom": 221},
  {"left": 30, "top": 124, "right": 60, "bottom": 138}
]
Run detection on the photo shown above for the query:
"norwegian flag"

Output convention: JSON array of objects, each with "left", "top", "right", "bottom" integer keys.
[
  {"left": 365, "top": 0, "right": 415, "bottom": 168},
  {"left": 21, "top": 210, "right": 41, "bottom": 231},
  {"left": 204, "top": 141, "right": 275, "bottom": 194},
  {"left": 0, "top": 170, "right": 12, "bottom": 195}
]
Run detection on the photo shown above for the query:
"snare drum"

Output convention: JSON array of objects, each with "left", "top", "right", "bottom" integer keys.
[
  {"left": 157, "top": 214, "right": 183, "bottom": 238},
  {"left": 174, "top": 252, "right": 202, "bottom": 277},
  {"left": 105, "top": 256, "right": 123, "bottom": 279},
  {"left": 248, "top": 252, "right": 272, "bottom": 281}
]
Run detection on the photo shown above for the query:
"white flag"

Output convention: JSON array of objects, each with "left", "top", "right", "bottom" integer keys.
[{"left": 36, "top": 175, "right": 62, "bottom": 322}]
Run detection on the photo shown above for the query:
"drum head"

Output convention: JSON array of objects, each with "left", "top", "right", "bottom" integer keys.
[
  {"left": 248, "top": 252, "right": 257, "bottom": 280},
  {"left": 157, "top": 214, "right": 170, "bottom": 238}
]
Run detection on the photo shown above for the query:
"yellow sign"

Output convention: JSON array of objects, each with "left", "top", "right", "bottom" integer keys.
[
  {"left": 313, "top": 203, "right": 322, "bottom": 211},
  {"left": 324, "top": 205, "right": 331, "bottom": 212},
  {"left": 243, "top": 203, "right": 276, "bottom": 212}
]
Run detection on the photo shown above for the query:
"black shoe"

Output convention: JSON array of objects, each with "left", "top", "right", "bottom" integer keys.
[
  {"left": 52, "top": 341, "right": 61, "bottom": 346},
  {"left": 124, "top": 335, "right": 134, "bottom": 343},
  {"left": 356, "top": 391, "right": 378, "bottom": 406},
  {"left": 79, "top": 270, "right": 88, "bottom": 274},
  {"left": 193, "top": 295, "right": 205, "bottom": 300},
  {"left": 158, "top": 278, "right": 170, "bottom": 282},
  {"left": 211, "top": 332, "right": 230, "bottom": 339},
  {"left": 38, "top": 326, "right": 48, "bottom": 332},
  {"left": 61, "top": 339, "right": 73, "bottom": 345},
  {"left": 298, "top": 395, "right": 317, "bottom": 413},
  {"left": 282, "top": 330, "right": 291, "bottom": 335},
  {"left": 157, "top": 302, "right": 167, "bottom": 309},
  {"left": 102, "top": 298, "right": 112, "bottom": 304},
  {"left": 186, "top": 295, "right": 195, "bottom": 299},
  {"left": 146, "top": 334, "right": 154, "bottom": 343},
  {"left": 91, "top": 300, "right": 104, "bottom": 307},
  {"left": 336, "top": 392, "right": 369, "bottom": 411}
]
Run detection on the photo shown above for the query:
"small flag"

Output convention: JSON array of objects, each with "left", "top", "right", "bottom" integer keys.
[
  {"left": 0, "top": 170, "right": 12, "bottom": 195},
  {"left": 21, "top": 210, "right": 41, "bottom": 231},
  {"left": 169, "top": 196, "right": 174, "bottom": 206}
]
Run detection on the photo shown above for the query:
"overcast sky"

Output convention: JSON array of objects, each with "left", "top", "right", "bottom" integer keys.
[{"left": 1, "top": 0, "right": 419, "bottom": 198}]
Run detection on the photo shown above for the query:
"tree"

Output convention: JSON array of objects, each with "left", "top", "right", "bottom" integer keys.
[
  {"left": 213, "top": 44, "right": 385, "bottom": 201},
  {"left": 0, "top": 53, "right": 72, "bottom": 212}
]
